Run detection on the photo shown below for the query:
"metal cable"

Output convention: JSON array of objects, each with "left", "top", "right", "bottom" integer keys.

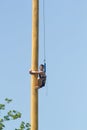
[{"left": 43, "top": 0, "right": 46, "bottom": 62}]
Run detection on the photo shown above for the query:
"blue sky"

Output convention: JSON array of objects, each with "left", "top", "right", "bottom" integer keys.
[{"left": 0, "top": 0, "right": 87, "bottom": 130}]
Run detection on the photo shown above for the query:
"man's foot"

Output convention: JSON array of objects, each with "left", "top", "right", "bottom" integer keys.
[{"left": 35, "top": 86, "right": 40, "bottom": 89}]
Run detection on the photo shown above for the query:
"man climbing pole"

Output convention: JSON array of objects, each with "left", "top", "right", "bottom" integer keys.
[{"left": 29, "top": 64, "right": 46, "bottom": 89}]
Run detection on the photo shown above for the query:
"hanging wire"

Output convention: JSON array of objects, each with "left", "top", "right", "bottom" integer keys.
[
  {"left": 42, "top": 0, "right": 48, "bottom": 95},
  {"left": 43, "top": 0, "right": 46, "bottom": 63},
  {"left": 43, "top": 0, "right": 46, "bottom": 74}
]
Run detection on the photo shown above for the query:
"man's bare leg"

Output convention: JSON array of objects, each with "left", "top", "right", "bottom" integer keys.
[{"left": 35, "top": 79, "right": 42, "bottom": 89}]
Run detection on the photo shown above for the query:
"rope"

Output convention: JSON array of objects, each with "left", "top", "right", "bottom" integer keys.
[
  {"left": 43, "top": 0, "right": 46, "bottom": 63},
  {"left": 42, "top": 0, "right": 48, "bottom": 95}
]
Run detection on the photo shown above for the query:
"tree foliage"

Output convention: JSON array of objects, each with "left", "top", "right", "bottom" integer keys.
[{"left": 0, "top": 98, "right": 31, "bottom": 130}]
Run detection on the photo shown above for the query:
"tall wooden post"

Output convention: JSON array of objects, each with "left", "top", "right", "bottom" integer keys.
[{"left": 31, "top": 0, "right": 39, "bottom": 130}]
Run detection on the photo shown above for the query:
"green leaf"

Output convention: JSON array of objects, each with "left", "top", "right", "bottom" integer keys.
[
  {"left": 20, "top": 121, "right": 25, "bottom": 129},
  {"left": 5, "top": 98, "right": 12, "bottom": 103},
  {"left": 0, "top": 119, "right": 4, "bottom": 123},
  {"left": 26, "top": 123, "right": 31, "bottom": 128},
  {"left": 7, "top": 110, "right": 21, "bottom": 120},
  {"left": 0, "top": 104, "right": 5, "bottom": 110},
  {"left": 0, "top": 98, "right": 30, "bottom": 130},
  {"left": 0, "top": 122, "right": 5, "bottom": 130},
  {"left": 4, "top": 115, "right": 10, "bottom": 121},
  {"left": 13, "top": 110, "right": 17, "bottom": 113}
]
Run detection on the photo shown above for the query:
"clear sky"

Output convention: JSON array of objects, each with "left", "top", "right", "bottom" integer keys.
[{"left": 0, "top": 0, "right": 87, "bottom": 130}]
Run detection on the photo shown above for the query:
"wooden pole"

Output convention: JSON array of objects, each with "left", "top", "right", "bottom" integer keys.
[{"left": 31, "top": 0, "right": 39, "bottom": 130}]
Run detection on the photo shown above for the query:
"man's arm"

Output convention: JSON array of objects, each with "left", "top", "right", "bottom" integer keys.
[{"left": 29, "top": 70, "right": 43, "bottom": 75}]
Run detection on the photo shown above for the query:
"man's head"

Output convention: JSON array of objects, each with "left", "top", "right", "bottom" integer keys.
[{"left": 39, "top": 64, "right": 44, "bottom": 71}]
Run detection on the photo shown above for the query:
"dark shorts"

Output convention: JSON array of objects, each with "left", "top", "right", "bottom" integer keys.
[{"left": 40, "top": 80, "right": 45, "bottom": 88}]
